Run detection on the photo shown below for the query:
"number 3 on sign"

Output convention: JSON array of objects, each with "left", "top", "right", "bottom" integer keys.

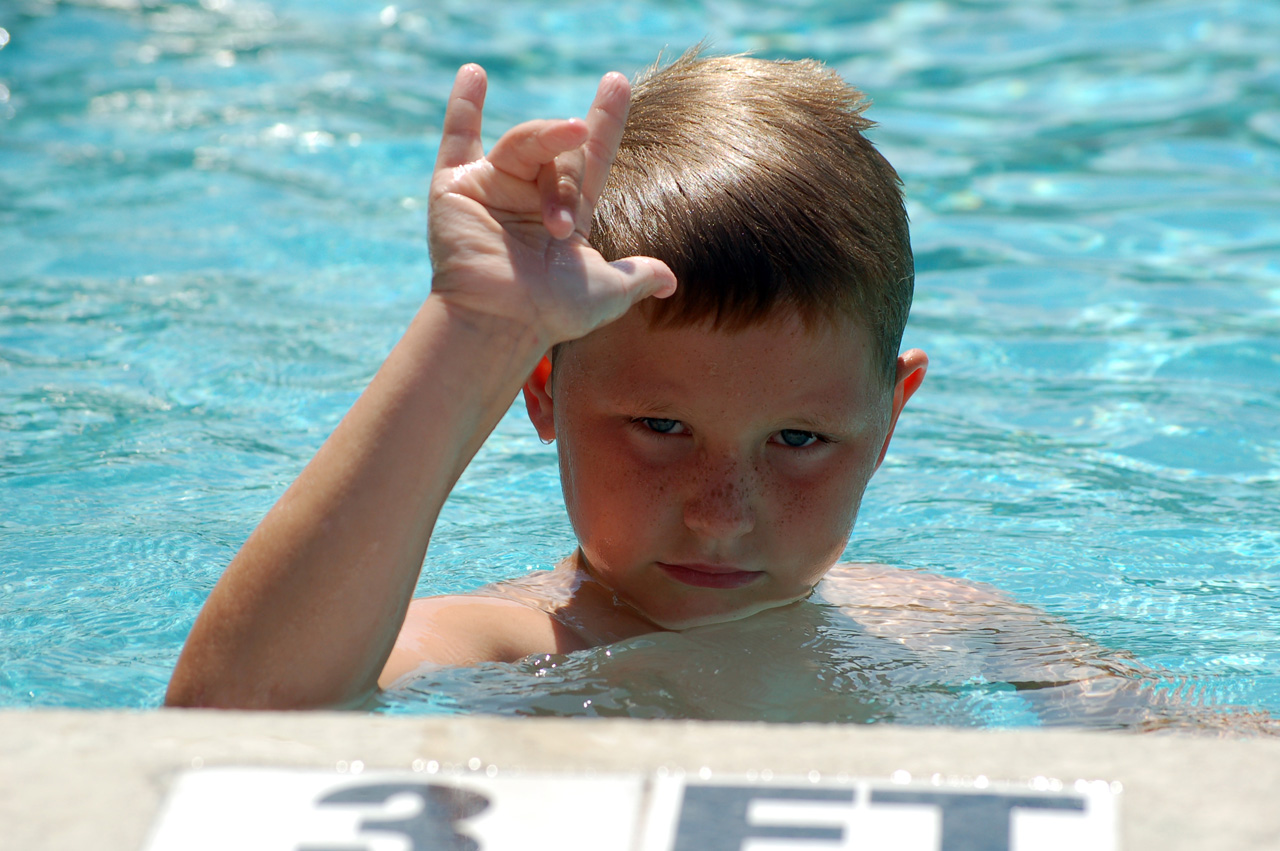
[
  {"left": 297, "top": 783, "right": 490, "bottom": 851},
  {"left": 145, "top": 769, "right": 645, "bottom": 851}
]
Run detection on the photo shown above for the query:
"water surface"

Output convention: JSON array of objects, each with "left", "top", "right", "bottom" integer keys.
[{"left": 2, "top": 0, "right": 1278, "bottom": 723}]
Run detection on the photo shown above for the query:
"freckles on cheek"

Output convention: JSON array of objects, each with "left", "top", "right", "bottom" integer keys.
[
  {"left": 616, "top": 448, "right": 676, "bottom": 512},
  {"left": 773, "top": 464, "right": 863, "bottom": 546},
  {"left": 567, "top": 430, "right": 669, "bottom": 521},
  {"left": 774, "top": 480, "right": 824, "bottom": 536}
]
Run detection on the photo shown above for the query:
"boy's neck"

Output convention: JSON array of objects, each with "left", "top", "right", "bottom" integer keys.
[{"left": 546, "top": 552, "right": 669, "bottom": 645}]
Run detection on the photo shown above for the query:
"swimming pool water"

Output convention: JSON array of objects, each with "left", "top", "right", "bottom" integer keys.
[{"left": 2, "top": 0, "right": 1278, "bottom": 724}]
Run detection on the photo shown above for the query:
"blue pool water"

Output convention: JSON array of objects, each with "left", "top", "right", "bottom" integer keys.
[{"left": 2, "top": 0, "right": 1278, "bottom": 724}]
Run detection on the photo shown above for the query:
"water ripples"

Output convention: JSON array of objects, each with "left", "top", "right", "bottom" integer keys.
[{"left": 2, "top": 0, "right": 1278, "bottom": 722}]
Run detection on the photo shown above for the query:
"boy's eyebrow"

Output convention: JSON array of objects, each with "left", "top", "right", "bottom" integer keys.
[
  {"left": 774, "top": 407, "right": 877, "bottom": 437},
  {"left": 611, "top": 395, "right": 684, "bottom": 417},
  {"left": 782, "top": 414, "right": 848, "bottom": 433}
]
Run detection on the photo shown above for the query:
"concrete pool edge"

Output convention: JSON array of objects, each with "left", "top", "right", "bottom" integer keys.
[{"left": 2, "top": 708, "right": 1277, "bottom": 850}]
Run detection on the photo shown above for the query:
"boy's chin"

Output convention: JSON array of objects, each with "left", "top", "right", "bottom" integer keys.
[{"left": 636, "top": 595, "right": 808, "bottom": 632}]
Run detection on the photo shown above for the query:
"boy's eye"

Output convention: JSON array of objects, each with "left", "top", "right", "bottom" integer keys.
[
  {"left": 776, "top": 429, "right": 820, "bottom": 448},
  {"left": 639, "top": 417, "right": 683, "bottom": 434}
]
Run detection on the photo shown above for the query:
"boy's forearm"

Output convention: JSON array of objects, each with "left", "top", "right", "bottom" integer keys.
[{"left": 165, "top": 293, "right": 546, "bottom": 709}]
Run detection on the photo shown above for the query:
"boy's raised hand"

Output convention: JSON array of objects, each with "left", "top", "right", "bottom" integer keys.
[
  {"left": 164, "top": 65, "right": 675, "bottom": 710},
  {"left": 426, "top": 65, "right": 676, "bottom": 346}
]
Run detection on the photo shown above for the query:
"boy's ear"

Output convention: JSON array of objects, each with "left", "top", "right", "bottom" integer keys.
[
  {"left": 522, "top": 355, "right": 556, "bottom": 442},
  {"left": 874, "top": 348, "right": 928, "bottom": 472}
]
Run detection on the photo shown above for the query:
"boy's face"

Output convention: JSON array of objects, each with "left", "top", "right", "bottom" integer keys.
[{"left": 524, "top": 305, "right": 925, "bottom": 631}]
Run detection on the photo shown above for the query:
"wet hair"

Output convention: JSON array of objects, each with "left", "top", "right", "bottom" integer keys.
[{"left": 590, "top": 49, "right": 913, "bottom": 381}]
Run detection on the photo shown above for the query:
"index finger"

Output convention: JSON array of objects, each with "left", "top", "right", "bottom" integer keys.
[
  {"left": 575, "top": 71, "right": 632, "bottom": 232},
  {"left": 435, "top": 64, "right": 488, "bottom": 171}
]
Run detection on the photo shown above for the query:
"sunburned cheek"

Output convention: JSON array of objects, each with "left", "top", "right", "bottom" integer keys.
[
  {"left": 771, "top": 464, "right": 865, "bottom": 548},
  {"left": 773, "top": 483, "right": 835, "bottom": 540},
  {"left": 566, "top": 434, "right": 672, "bottom": 524}
]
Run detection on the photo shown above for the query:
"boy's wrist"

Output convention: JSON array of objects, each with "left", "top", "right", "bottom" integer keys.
[{"left": 426, "top": 289, "right": 552, "bottom": 358}]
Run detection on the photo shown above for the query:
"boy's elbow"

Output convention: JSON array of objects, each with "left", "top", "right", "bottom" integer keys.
[
  {"left": 164, "top": 670, "right": 375, "bottom": 711},
  {"left": 162, "top": 679, "right": 201, "bottom": 709},
  {"left": 163, "top": 675, "right": 261, "bottom": 710}
]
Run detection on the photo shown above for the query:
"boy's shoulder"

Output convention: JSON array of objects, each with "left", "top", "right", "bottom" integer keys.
[
  {"left": 817, "top": 562, "right": 1065, "bottom": 659},
  {"left": 379, "top": 593, "right": 589, "bottom": 687},
  {"left": 818, "top": 563, "right": 1122, "bottom": 684},
  {"left": 818, "top": 562, "right": 1013, "bottom": 609}
]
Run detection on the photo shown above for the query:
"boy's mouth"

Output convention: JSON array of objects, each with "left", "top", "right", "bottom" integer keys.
[{"left": 657, "top": 562, "right": 763, "bottom": 590}]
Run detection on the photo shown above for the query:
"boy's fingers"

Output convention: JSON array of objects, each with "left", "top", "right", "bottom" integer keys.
[
  {"left": 610, "top": 256, "right": 678, "bottom": 304},
  {"left": 488, "top": 119, "right": 589, "bottom": 183},
  {"left": 435, "top": 64, "right": 488, "bottom": 171},
  {"left": 576, "top": 72, "right": 631, "bottom": 234},
  {"left": 538, "top": 147, "right": 586, "bottom": 241}
]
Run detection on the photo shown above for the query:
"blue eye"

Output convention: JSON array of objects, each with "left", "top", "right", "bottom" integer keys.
[
  {"left": 777, "top": 429, "right": 819, "bottom": 448},
  {"left": 641, "top": 418, "right": 680, "bottom": 434}
]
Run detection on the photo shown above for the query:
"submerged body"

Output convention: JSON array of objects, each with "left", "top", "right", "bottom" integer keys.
[
  {"left": 387, "top": 561, "right": 1072, "bottom": 676},
  {"left": 386, "top": 562, "right": 1275, "bottom": 732}
]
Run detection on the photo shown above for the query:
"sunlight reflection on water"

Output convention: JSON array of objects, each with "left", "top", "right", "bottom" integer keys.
[{"left": 1, "top": 0, "right": 1277, "bottom": 722}]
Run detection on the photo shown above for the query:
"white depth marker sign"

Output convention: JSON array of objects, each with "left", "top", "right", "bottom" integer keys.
[{"left": 145, "top": 768, "right": 1118, "bottom": 851}]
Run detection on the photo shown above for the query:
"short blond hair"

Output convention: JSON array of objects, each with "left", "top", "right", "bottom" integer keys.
[{"left": 590, "top": 49, "right": 913, "bottom": 379}]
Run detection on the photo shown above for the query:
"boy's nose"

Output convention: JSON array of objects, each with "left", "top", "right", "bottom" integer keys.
[{"left": 682, "top": 455, "right": 757, "bottom": 540}]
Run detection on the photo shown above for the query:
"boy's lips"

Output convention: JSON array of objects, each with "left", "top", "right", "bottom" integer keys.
[{"left": 657, "top": 562, "right": 763, "bottom": 589}]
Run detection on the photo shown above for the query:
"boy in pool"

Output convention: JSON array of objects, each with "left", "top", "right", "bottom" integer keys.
[{"left": 166, "top": 51, "right": 1227, "bottom": 726}]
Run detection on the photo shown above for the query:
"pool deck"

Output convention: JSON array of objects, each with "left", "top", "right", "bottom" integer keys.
[{"left": 3, "top": 708, "right": 1278, "bottom": 850}]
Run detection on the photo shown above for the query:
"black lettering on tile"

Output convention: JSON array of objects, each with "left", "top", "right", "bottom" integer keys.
[
  {"left": 671, "top": 785, "right": 855, "bottom": 851},
  {"left": 299, "top": 782, "right": 490, "bottom": 851},
  {"left": 869, "top": 789, "right": 1086, "bottom": 851}
]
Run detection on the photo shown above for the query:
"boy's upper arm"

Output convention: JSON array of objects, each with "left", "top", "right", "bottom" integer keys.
[{"left": 378, "top": 595, "right": 581, "bottom": 688}]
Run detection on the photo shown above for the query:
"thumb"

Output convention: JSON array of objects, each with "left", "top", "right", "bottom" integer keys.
[{"left": 609, "top": 256, "right": 678, "bottom": 304}]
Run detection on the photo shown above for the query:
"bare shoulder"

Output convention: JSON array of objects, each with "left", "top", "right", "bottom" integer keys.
[
  {"left": 816, "top": 563, "right": 1086, "bottom": 662},
  {"left": 817, "top": 566, "right": 1273, "bottom": 733},
  {"left": 378, "top": 594, "right": 587, "bottom": 688},
  {"left": 818, "top": 562, "right": 1016, "bottom": 610},
  {"left": 818, "top": 563, "right": 1124, "bottom": 681}
]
